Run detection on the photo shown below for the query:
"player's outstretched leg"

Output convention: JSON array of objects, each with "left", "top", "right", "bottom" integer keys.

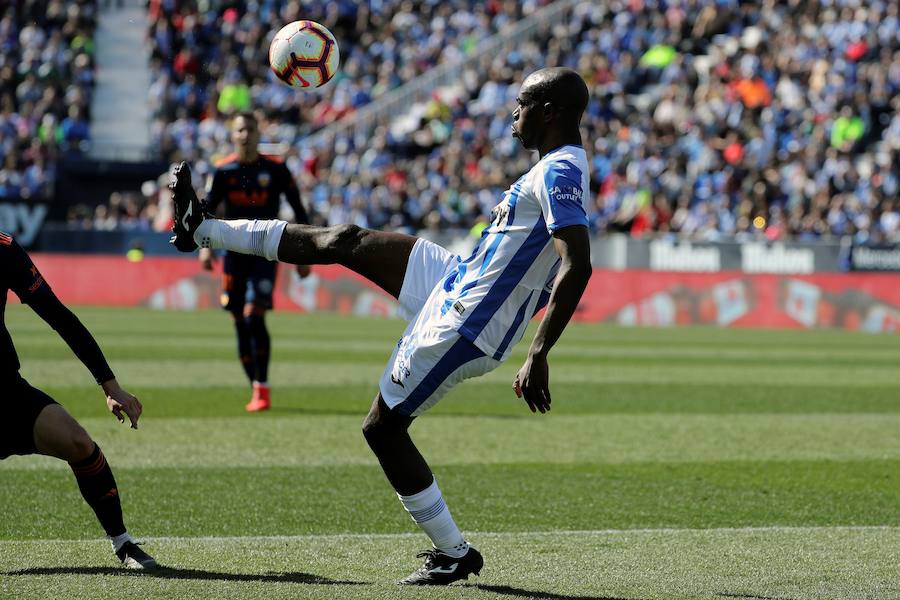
[
  {"left": 33, "top": 404, "right": 158, "bottom": 570},
  {"left": 169, "top": 161, "right": 416, "bottom": 299},
  {"left": 362, "top": 396, "right": 483, "bottom": 585}
]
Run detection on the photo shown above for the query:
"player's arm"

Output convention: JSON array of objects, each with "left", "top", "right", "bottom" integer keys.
[
  {"left": 514, "top": 224, "right": 592, "bottom": 413},
  {"left": 199, "top": 170, "right": 224, "bottom": 270},
  {"left": 515, "top": 160, "right": 592, "bottom": 413},
  {"left": 280, "top": 163, "right": 312, "bottom": 277},
  {"left": 9, "top": 242, "right": 143, "bottom": 428}
]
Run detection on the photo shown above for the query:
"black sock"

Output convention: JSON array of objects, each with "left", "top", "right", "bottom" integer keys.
[
  {"left": 69, "top": 443, "right": 126, "bottom": 538},
  {"left": 233, "top": 315, "right": 255, "bottom": 382},
  {"left": 246, "top": 313, "right": 270, "bottom": 383}
]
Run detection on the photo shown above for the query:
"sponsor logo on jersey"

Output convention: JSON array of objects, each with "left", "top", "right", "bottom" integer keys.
[
  {"left": 548, "top": 185, "right": 583, "bottom": 202},
  {"left": 227, "top": 190, "right": 269, "bottom": 206},
  {"left": 453, "top": 301, "right": 466, "bottom": 316}
]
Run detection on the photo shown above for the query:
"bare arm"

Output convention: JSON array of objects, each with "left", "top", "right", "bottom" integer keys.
[{"left": 513, "top": 224, "right": 592, "bottom": 413}]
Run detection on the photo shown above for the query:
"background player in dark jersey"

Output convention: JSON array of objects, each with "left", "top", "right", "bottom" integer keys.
[
  {"left": 0, "top": 231, "right": 156, "bottom": 569},
  {"left": 199, "top": 112, "right": 310, "bottom": 412}
]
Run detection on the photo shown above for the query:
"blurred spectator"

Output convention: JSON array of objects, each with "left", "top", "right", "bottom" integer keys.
[
  {"left": 92, "top": 0, "right": 900, "bottom": 245},
  {"left": 0, "top": 0, "right": 97, "bottom": 199},
  {"left": 146, "top": 0, "right": 549, "bottom": 161},
  {"left": 61, "top": 105, "right": 90, "bottom": 149}
]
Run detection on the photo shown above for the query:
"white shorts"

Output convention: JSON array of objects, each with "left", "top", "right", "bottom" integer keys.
[{"left": 379, "top": 239, "right": 502, "bottom": 416}]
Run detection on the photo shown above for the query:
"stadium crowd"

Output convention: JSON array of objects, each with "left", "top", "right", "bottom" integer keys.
[
  {"left": 0, "top": 0, "right": 97, "bottom": 200},
  {"left": 145, "top": 0, "right": 549, "bottom": 166},
  {"left": 92, "top": 1, "right": 900, "bottom": 243}
]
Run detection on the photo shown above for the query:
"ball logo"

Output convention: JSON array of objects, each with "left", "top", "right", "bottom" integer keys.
[{"left": 269, "top": 21, "right": 340, "bottom": 89}]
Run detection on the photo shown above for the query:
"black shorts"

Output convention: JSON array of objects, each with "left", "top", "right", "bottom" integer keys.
[
  {"left": 220, "top": 252, "right": 278, "bottom": 313},
  {"left": 0, "top": 376, "right": 58, "bottom": 459}
]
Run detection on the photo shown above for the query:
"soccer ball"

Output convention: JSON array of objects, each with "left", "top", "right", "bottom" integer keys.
[{"left": 268, "top": 20, "right": 339, "bottom": 89}]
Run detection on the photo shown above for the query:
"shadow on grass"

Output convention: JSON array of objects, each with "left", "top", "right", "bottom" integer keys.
[
  {"left": 6, "top": 566, "right": 367, "bottom": 586},
  {"left": 470, "top": 583, "right": 643, "bottom": 600},
  {"left": 717, "top": 593, "right": 794, "bottom": 600}
]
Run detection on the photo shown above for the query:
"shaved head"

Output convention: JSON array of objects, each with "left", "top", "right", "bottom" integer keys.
[
  {"left": 511, "top": 67, "right": 588, "bottom": 155},
  {"left": 520, "top": 67, "right": 589, "bottom": 120}
]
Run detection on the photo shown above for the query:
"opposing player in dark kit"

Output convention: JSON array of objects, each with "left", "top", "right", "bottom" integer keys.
[
  {"left": 200, "top": 112, "right": 310, "bottom": 411},
  {"left": 172, "top": 68, "right": 592, "bottom": 585},
  {"left": 0, "top": 232, "right": 156, "bottom": 569}
]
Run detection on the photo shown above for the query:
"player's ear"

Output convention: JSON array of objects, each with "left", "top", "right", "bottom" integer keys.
[{"left": 542, "top": 102, "right": 554, "bottom": 122}]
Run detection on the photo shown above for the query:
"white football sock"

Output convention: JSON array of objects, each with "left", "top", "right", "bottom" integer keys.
[
  {"left": 398, "top": 477, "right": 469, "bottom": 558},
  {"left": 194, "top": 219, "right": 287, "bottom": 261},
  {"left": 110, "top": 532, "right": 134, "bottom": 552}
]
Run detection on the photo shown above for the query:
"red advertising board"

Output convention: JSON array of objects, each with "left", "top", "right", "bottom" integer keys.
[{"left": 14, "top": 254, "right": 900, "bottom": 333}]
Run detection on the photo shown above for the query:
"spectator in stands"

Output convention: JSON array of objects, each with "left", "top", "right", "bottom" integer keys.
[
  {"left": 82, "top": 1, "right": 900, "bottom": 246},
  {"left": 61, "top": 106, "right": 90, "bottom": 150},
  {"left": 0, "top": 0, "right": 97, "bottom": 200}
]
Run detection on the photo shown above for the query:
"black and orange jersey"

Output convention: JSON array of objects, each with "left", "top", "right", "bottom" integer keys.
[
  {"left": 205, "top": 153, "right": 309, "bottom": 223},
  {"left": 1, "top": 231, "right": 49, "bottom": 377},
  {"left": 0, "top": 232, "right": 114, "bottom": 384}
]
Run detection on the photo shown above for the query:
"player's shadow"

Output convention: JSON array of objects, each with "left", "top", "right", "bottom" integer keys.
[
  {"left": 470, "top": 583, "right": 643, "bottom": 600},
  {"left": 6, "top": 566, "right": 367, "bottom": 586},
  {"left": 717, "top": 593, "right": 794, "bottom": 600}
]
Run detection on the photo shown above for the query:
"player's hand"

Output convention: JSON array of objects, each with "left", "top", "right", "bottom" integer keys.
[
  {"left": 513, "top": 352, "right": 551, "bottom": 414},
  {"left": 199, "top": 247, "right": 215, "bottom": 271},
  {"left": 101, "top": 378, "right": 142, "bottom": 429},
  {"left": 296, "top": 264, "right": 311, "bottom": 279}
]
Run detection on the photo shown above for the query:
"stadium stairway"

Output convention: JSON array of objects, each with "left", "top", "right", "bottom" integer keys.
[{"left": 88, "top": 0, "right": 152, "bottom": 162}]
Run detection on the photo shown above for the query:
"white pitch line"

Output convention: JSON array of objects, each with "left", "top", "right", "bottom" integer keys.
[{"left": 0, "top": 525, "right": 896, "bottom": 545}]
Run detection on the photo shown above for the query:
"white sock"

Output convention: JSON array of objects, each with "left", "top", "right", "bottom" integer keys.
[
  {"left": 398, "top": 477, "right": 469, "bottom": 558},
  {"left": 194, "top": 219, "right": 287, "bottom": 261},
  {"left": 110, "top": 532, "right": 133, "bottom": 552}
]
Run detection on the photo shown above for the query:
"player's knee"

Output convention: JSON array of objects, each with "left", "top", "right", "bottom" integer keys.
[
  {"left": 361, "top": 414, "right": 378, "bottom": 443},
  {"left": 361, "top": 413, "right": 389, "bottom": 449},
  {"left": 324, "top": 223, "right": 364, "bottom": 257},
  {"left": 68, "top": 426, "right": 95, "bottom": 462}
]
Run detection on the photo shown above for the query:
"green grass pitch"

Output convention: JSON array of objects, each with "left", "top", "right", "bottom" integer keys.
[{"left": 1, "top": 306, "right": 898, "bottom": 599}]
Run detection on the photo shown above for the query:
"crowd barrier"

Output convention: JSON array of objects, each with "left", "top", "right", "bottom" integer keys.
[{"left": 15, "top": 254, "right": 900, "bottom": 334}]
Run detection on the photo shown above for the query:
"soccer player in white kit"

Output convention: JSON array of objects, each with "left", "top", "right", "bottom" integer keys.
[{"left": 170, "top": 67, "right": 593, "bottom": 585}]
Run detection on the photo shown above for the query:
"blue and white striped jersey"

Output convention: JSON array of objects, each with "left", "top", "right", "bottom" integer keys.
[{"left": 430, "top": 144, "right": 590, "bottom": 362}]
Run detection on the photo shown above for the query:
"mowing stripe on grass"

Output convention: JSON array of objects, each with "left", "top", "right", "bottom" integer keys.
[{"left": 3, "top": 413, "right": 899, "bottom": 470}]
